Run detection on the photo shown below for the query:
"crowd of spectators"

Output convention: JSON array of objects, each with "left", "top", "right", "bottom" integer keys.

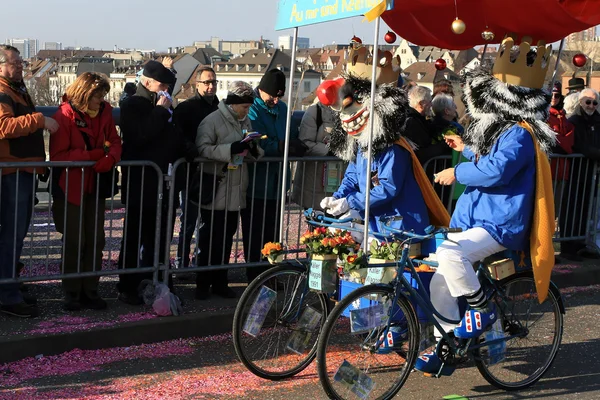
[{"left": 2, "top": 41, "right": 600, "bottom": 317}]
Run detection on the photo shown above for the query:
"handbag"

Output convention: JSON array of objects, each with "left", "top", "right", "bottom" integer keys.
[{"left": 188, "top": 165, "right": 226, "bottom": 206}]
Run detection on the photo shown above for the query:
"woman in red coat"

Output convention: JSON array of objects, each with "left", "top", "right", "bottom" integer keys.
[{"left": 50, "top": 72, "right": 122, "bottom": 311}]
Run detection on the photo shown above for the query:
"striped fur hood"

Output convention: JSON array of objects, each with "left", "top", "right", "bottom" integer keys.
[{"left": 462, "top": 68, "right": 556, "bottom": 155}]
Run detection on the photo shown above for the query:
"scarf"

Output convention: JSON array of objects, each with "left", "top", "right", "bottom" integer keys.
[
  {"left": 519, "top": 121, "right": 555, "bottom": 304},
  {"left": 0, "top": 76, "right": 35, "bottom": 109},
  {"left": 395, "top": 137, "right": 450, "bottom": 227}
]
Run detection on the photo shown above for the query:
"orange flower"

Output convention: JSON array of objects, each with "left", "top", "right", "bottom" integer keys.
[{"left": 347, "top": 254, "right": 358, "bottom": 264}]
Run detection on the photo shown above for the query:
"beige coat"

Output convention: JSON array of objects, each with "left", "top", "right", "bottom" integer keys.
[
  {"left": 196, "top": 102, "right": 263, "bottom": 211},
  {"left": 292, "top": 103, "right": 345, "bottom": 210}
]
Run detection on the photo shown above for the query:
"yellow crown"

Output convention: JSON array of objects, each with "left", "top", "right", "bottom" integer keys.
[
  {"left": 347, "top": 45, "right": 399, "bottom": 85},
  {"left": 492, "top": 36, "right": 551, "bottom": 89}
]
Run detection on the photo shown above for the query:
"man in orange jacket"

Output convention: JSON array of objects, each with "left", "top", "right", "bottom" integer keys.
[{"left": 0, "top": 45, "right": 59, "bottom": 318}]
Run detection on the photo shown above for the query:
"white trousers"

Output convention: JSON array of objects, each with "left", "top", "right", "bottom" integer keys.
[{"left": 430, "top": 227, "right": 506, "bottom": 336}]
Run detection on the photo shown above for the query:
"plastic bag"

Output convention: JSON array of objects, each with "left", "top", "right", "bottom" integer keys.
[{"left": 140, "top": 281, "right": 183, "bottom": 316}]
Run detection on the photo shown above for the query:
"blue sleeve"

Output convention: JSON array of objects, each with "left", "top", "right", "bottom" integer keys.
[
  {"left": 347, "top": 147, "right": 408, "bottom": 212},
  {"left": 249, "top": 104, "right": 280, "bottom": 157},
  {"left": 462, "top": 146, "right": 476, "bottom": 160},
  {"left": 334, "top": 160, "right": 359, "bottom": 199},
  {"left": 455, "top": 127, "right": 534, "bottom": 188}
]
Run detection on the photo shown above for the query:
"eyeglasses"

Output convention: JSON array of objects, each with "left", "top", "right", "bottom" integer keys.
[
  {"left": 198, "top": 80, "right": 218, "bottom": 86},
  {"left": 585, "top": 100, "right": 599, "bottom": 106},
  {"left": 1, "top": 59, "right": 24, "bottom": 67}
]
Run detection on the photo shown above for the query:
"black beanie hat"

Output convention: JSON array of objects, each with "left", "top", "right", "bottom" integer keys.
[
  {"left": 258, "top": 69, "right": 286, "bottom": 98},
  {"left": 143, "top": 60, "right": 176, "bottom": 85}
]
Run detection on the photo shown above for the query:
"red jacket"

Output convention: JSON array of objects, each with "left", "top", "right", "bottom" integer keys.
[
  {"left": 548, "top": 107, "right": 574, "bottom": 181},
  {"left": 50, "top": 101, "right": 122, "bottom": 205}
]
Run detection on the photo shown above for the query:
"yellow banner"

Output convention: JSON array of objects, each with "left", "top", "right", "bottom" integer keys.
[{"left": 363, "top": 0, "right": 387, "bottom": 22}]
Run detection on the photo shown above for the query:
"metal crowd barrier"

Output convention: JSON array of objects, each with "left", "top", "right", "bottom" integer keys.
[
  {"left": 0, "top": 160, "right": 163, "bottom": 285},
  {"left": 1, "top": 154, "right": 598, "bottom": 286}
]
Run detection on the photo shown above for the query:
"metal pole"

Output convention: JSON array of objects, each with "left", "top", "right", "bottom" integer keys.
[
  {"left": 279, "top": 27, "right": 298, "bottom": 240},
  {"left": 479, "top": 43, "right": 488, "bottom": 63},
  {"left": 363, "top": 17, "right": 381, "bottom": 249},
  {"left": 550, "top": 38, "right": 565, "bottom": 88}
]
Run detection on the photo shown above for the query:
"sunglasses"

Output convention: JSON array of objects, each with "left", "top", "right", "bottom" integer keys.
[
  {"left": 198, "top": 80, "right": 218, "bottom": 86},
  {"left": 585, "top": 100, "right": 599, "bottom": 106}
]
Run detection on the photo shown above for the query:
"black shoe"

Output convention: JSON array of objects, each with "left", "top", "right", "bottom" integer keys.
[
  {"left": 213, "top": 287, "right": 237, "bottom": 299},
  {"left": 0, "top": 302, "right": 38, "bottom": 318},
  {"left": 561, "top": 252, "right": 584, "bottom": 262},
  {"left": 118, "top": 292, "right": 144, "bottom": 305},
  {"left": 22, "top": 293, "right": 37, "bottom": 306},
  {"left": 64, "top": 293, "right": 82, "bottom": 311},
  {"left": 580, "top": 250, "right": 600, "bottom": 259},
  {"left": 81, "top": 292, "right": 108, "bottom": 310}
]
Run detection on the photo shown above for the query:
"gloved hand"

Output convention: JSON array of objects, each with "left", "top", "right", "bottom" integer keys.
[
  {"left": 93, "top": 154, "right": 116, "bottom": 173},
  {"left": 88, "top": 149, "right": 106, "bottom": 161},
  {"left": 327, "top": 197, "right": 350, "bottom": 216},
  {"left": 320, "top": 196, "right": 336, "bottom": 210},
  {"left": 340, "top": 209, "right": 362, "bottom": 222},
  {"left": 230, "top": 140, "right": 251, "bottom": 155}
]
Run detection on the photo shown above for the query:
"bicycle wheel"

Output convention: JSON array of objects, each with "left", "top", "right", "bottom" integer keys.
[
  {"left": 316, "top": 284, "right": 419, "bottom": 400},
  {"left": 474, "top": 273, "right": 564, "bottom": 390},
  {"left": 232, "top": 263, "right": 329, "bottom": 380}
]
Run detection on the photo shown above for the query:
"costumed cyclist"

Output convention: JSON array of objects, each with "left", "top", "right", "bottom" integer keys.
[
  {"left": 415, "top": 37, "right": 556, "bottom": 374},
  {"left": 317, "top": 41, "right": 449, "bottom": 238}
]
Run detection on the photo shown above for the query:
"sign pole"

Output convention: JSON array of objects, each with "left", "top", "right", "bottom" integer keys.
[
  {"left": 279, "top": 27, "right": 298, "bottom": 242},
  {"left": 362, "top": 16, "right": 381, "bottom": 250}
]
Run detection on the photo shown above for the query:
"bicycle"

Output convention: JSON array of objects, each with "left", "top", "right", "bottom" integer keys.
[
  {"left": 232, "top": 209, "right": 361, "bottom": 380},
  {"left": 315, "top": 217, "right": 565, "bottom": 400}
]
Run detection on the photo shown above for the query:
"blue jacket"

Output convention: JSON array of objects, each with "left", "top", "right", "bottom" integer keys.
[
  {"left": 248, "top": 95, "right": 288, "bottom": 200},
  {"left": 452, "top": 124, "right": 535, "bottom": 250},
  {"left": 333, "top": 145, "right": 430, "bottom": 235}
]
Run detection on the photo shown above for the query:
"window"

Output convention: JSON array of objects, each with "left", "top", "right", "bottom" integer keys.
[
  {"left": 304, "top": 81, "right": 311, "bottom": 92},
  {"left": 401, "top": 49, "right": 406, "bottom": 54},
  {"left": 293, "top": 81, "right": 298, "bottom": 91}
]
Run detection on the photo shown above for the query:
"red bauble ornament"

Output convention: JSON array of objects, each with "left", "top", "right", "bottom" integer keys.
[
  {"left": 573, "top": 53, "right": 587, "bottom": 68},
  {"left": 384, "top": 31, "right": 397, "bottom": 44},
  {"left": 435, "top": 58, "right": 447, "bottom": 70},
  {"left": 317, "top": 78, "right": 344, "bottom": 106}
]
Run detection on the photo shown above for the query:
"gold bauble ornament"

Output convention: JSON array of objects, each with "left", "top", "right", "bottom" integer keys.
[
  {"left": 451, "top": 18, "right": 466, "bottom": 35},
  {"left": 481, "top": 29, "right": 495, "bottom": 41}
]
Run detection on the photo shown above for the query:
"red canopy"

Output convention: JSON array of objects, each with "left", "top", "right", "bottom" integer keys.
[{"left": 382, "top": 0, "right": 600, "bottom": 49}]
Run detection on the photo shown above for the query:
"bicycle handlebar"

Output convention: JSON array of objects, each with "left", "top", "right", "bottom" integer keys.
[{"left": 303, "top": 208, "right": 355, "bottom": 224}]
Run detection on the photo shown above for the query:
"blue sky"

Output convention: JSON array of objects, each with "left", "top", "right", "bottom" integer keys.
[
  {"left": 2, "top": 0, "right": 391, "bottom": 51},
  {"left": 2, "top": 1, "right": 597, "bottom": 51}
]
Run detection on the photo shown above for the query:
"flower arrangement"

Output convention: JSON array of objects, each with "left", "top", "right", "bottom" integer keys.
[
  {"left": 341, "top": 250, "right": 368, "bottom": 272},
  {"left": 300, "top": 227, "right": 359, "bottom": 257},
  {"left": 261, "top": 242, "right": 285, "bottom": 264},
  {"left": 369, "top": 239, "right": 402, "bottom": 261}
]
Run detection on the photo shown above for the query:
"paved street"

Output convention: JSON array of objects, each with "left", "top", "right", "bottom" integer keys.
[{"left": 1, "top": 285, "right": 599, "bottom": 400}]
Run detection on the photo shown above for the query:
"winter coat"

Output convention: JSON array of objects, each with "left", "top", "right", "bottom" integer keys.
[
  {"left": 50, "top": 101, "right": 122, "bottom": 206},
  {"left": 174, "top": 91, "right": 219, "bottom": 145},
  {"left": 333, "top": 145, "right": 430, "bottom": 235},
  {"left": 291, "top": 103, "right": 344, "bottom": 209},
  {"left": 569, "top": 108, "right": 600, "bottom": 162},
  {"left": 0, "top": 77, "right": 45, "bottom": 175},
  {"left": 403, "top": 107, "right": 433, "bottom": 164},
  {"left": 452, "top": 124, "right": 536, "bottom": 250},
  {"left": 247, "top": 94, "right": 288, "bottom": 200},
  {"left": 196, "top": 102, "right": 264, "bottom": 211},
  {"left": 548, "top": 106, "right": 574, "bottom": 180},
  {"left": 120, "top": 83, "right": 190, "bottom": 210}
]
